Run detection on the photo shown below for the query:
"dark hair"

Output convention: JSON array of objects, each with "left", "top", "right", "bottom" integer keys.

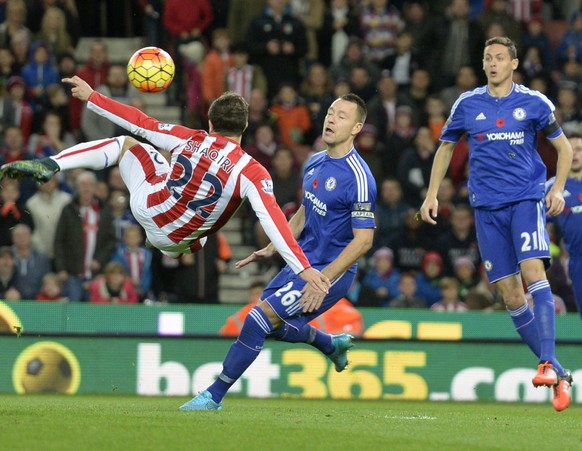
[
  {"left": 208, "top": 91, "right": 249, "bottom": 136},
  {"left": 340, "top": 93, "right": 367, "bottom": 123},
  {"left": 484, "top": 36, "right": 518, "bottom": 59}
]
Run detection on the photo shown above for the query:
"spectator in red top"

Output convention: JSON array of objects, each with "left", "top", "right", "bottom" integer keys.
[
  {"left": 69, "top": 39, "right": 110, "bottom": 135},
  {"left": 162, "top": 0, "right": 213, "bottom": 106},
  {"left": 88, "top": 261, "right": 138, "bottom": 304},
  {"left": 162, "top": 0, "right": 213, "bottom": 44}
]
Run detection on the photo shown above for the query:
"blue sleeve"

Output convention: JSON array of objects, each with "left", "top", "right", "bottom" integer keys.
[
  {"left": 535, "top": 94, "right": 563, "bottom": 139},
  {"left": 440, "top": 98, "right": 466, "bottom": 143},
  {"left": 350, "top": 170, "right": 377, "bottom": 229}
]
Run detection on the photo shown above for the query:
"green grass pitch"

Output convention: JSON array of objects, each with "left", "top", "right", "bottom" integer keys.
[{"left": 0, "top": 395, "right": 579, "bottom": 450}]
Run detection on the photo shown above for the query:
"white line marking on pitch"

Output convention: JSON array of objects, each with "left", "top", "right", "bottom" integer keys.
[{"left": 384, "top": 415, "right": 437, "bottom": 420}]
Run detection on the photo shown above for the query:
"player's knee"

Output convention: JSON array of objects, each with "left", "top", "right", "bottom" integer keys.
[{"left": 258, "top": 301, "right": 282, "bottom": 329}]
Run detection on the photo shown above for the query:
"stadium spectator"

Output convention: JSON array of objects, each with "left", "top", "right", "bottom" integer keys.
[
  {"left": 153, "top": 232, "right": 232, "bottom": 303},
  {"left": 245, "top": 123, "right": 280, "bottom": 172},
  {"left": 439, "top": 65, "right": 478, "bottom": 115},
  {"left": 11, "top": 223, "right": 51, "bottom": 300},
  {"left": 431, "top": 277, "right": 468, "bottom": 312},
  {"left": 25, "top": 175, "right": 71, "bottom": 260},
  {"left": 88, "top": 261, "right": 139, "bottom": 304},
  {"left": 329, "top": 36, "right": 380, "bottom": 85},
  {"left": 436, "top": 203, "right": 480, "bottom": 275},
  {"left": 242, "top": 88, "right": 274, "bottom": 147},
  {"left": 557, "top": 11, "right": 582, "bottom": 68},
  {"left": 111, "top": 224, "right": 153, "bottom": 301},
  {"left": 375, "top": 177, "right": 411, "bottom": 248},
  {"left": 28, "top": 110, "right": 76, "bottom": 158},
  {"left": 0, "top": 0, "right": 30, "bottom": 49},
  {"left": 20, "top": 40, "right": 60, "bottom": 116},
  {"left": 226, "top": 44, "right": 268, "bottom": 102},
  {"left": 360, "top": 247, "right": 400, "bottom": 307},
  {"left": 0, "top": 47, "right": 17, "bottom": 94},
  {"left": 226, "top": 0, "right": 266, "bottom": 47},
  {"left": 219, "top": 279, "right": 267, "bottom": 336},
  {"left": 270, "top": 82, "right": 312, "bottom": 158},
  {"left": 397, "top": 126, "right": 436, "bottom": 208},
  {"left": 348, "top": 64, "right": 376, "bottom": 103},
  {"left": 415, "top": 251, "right": 445, "bottom": 307},
  {"left": 70, "top": 39, "right": 111, "bottom": 133},
  {"left": 359, "top": 0, "right": 404, "bottom": 63},
  {"left": 27, "top": 0, "right": 80, "bottom": 47},
  {"left": 253, "top": 145, "right": 301, "bottom": 249},
  {"left": 378, "top": 29, "right": 421, "bottom": 91},
  {"left": 553, "top": 81, "right": 581, "bottom": 136},
  {"left": 289, "top": 0, "right": 325, "bottom": 62},
  {"left": 34, "top": 6, "right": 73, "bottom": 58},
  {"left": 391, "top": 208, "right": 431, "bottom": 273},
  {"left": 477, "top": 0, "right": 523, "bottom": 44},
  {"left": 354, "top": 123, "right": 384, "bottom": 179},
  {"left": 453, "top": 255, "right": 480, "bottom": 300},
  {"left": 0, "top": 245, "right": 21, "bottom": 300},
  {"left": 246, "top": 0, "right": 308, "bottom": 97},
  {"left": 317, "top": 0, "right": 361, "bottom": 67},
  {"left": 9, "top": 28, "right": 30, "bottom": 73},
  {"left": 201, "top": 28, "right": 234, "bottom": 110},
  {"left": 299, "top": 62, "right": 333, "bottom": 139},
  {"left": 422, "top": 0, "right": 484, "bottom": 91},
  {"left": 137, "top": 0, "right": 164, "bottom": 48},
  {"left": 0, "top": 178, "right": 33, "bottom": 247},
  {"left": 53, "top": 171, "right": 116, "bottom": 302},
  {"left": 35, "top": 272, "right": 67, "bottom": 302},
  {"left": 2, "top": 76, "right": 34, "bottom": 142},
  {"left": 108, "top": 189, "right": 138, "bottom": 243},
  {"left": 388, "top": 271, "right": 427, "bottom": 308}
]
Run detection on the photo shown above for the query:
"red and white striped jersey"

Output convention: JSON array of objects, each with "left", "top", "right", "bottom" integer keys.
[{"left": 87, "top": 92, "right": 310, "bottom": 274}]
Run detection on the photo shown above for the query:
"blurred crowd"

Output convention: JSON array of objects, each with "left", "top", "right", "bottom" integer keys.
[{"left": 0, "top": 0, "right": 579, "bottom": 312}]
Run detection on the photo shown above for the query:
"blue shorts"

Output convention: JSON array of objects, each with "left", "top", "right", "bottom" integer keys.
[
  {"left": 262, "top": 265, "right": 356, "bottom": 331},
  {"left": 475, "top": 200, "right": 550, "bottom": 283}
]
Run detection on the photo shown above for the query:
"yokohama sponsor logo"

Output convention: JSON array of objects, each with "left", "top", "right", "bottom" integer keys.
[
  {"left": 304, "top": 191, "right": 327, "bottom": 216},
  {"left": 486, "top": 131, "right": 524, "bottom": 141}
]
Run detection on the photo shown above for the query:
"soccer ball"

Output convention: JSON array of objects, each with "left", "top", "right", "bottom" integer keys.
[
  {"left": 127, "top": 46, "right": 175, "bottom": 93},
  {"left": 14, "top": 342, "right": 81, "bottom": 394},
  {"left": 22, "top": 349, "right": 72, "bottom": 393}
]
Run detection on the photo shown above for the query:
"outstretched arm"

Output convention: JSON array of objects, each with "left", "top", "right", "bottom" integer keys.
[
  {"left": 419, "top": 141, "right": 456, "bottom": 225},
  {"left": 62, "top": 76, "right": 191, "bottom": 151}
]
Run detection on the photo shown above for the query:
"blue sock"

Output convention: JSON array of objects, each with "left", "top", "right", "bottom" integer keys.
[
  {"left": 508, "top": 302, "right": 540, "bottom": 358},
  {"left": 272, "top": 324, "right": 334, "bottom": 355},
  {"left": 528, "top": 280, "right": 564, "bottom": 376},
  {"left": 207, "top": 307, "right": 272, "bottom": 403}
]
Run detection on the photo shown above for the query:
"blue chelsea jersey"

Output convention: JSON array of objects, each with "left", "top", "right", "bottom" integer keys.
[
  {"left": 441, "top": 83, "right": 563, "bottom": 209},
  {"left": 299, "top": 148, "right": 377, "bottom": 266},
  {"left": 546, "top": 176, "right": 582, "bottom": 258}
]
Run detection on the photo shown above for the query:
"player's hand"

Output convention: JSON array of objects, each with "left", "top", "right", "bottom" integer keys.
[
  {"left": 298, "top": 267, "right": 330, "bottom": 312},
  {"left": 61, "top": 76, "right": 94, "bottom": 102},
  {"left": 300, "top": 281, "right": 327, "bottom": 313},
  {"left": 419, "top": 196, "right": 439, "bottom": 225},
  {"left": 546, "top": 188, "right": 565, "bottom": 216},
  {"left": 234, "top": 245, "right": 276, "bottom": 269}
]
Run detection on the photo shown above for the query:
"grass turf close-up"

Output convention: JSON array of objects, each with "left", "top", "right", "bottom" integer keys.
[{"left": 0, "top": 394, "right": 579, "bottom": 450}]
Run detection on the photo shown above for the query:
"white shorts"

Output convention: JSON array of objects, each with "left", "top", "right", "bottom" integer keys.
[{"left": 119, "top": 142, "right": 204, "bottom": 257}]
